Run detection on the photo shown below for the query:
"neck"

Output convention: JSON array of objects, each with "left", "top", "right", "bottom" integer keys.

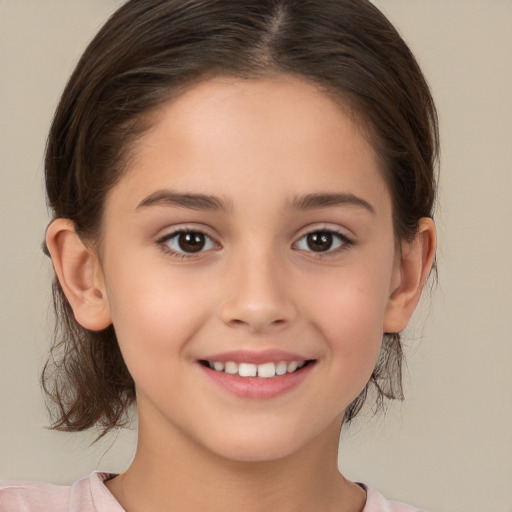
[{"left": 106, "top": 414, "right": 365, "bottom": 512}]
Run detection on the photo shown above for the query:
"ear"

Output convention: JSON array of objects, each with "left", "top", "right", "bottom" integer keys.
[
  {"left": 383, "top": 218, "right": 436, "bottom": 333},
  {"left": 46, "top": 219, "right": 112, "bottom": 331}
]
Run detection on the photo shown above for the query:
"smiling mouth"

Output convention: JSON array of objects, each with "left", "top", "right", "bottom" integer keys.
[{"left": 199, "top": 360, "right": 315, "bottom": 378}]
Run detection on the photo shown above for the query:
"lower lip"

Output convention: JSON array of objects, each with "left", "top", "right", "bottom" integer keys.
[{"left": 199, "top": 362, "right": 315, "bottom": 400}]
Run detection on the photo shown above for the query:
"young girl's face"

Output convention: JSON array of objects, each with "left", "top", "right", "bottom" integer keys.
[{"left": 94, "top": 75, "right": 407, "bottom": 462}]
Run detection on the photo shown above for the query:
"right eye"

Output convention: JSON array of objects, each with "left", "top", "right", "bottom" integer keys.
[{"left": 159, "top": 230, "right": 218, "bottom": 256}]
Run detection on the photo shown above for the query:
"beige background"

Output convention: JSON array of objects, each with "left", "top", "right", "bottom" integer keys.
[{"left": 1, "top": 1, "right": 511, "bottom": 511}]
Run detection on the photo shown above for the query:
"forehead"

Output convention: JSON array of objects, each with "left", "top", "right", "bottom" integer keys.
[
  {"left": 113, "top": 74, "right": 390, "bottom": 216},
  {"left": 138, "top": 75, "right": 368, "bottom": 160}
]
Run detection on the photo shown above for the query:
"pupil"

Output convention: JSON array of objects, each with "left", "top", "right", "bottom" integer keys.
[
  {"left": 178, "top": 232, "right": 205, "bottom": 253},
  {"left": 307, "top": 232, "right": 333, "bottom": 252}
]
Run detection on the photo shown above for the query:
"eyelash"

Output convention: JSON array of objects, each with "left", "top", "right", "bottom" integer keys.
[
  {"left": 156, "top": 227, "right": 353, "bottom": 260},
  {"left": 157, "top": 229, "right": 219, "bottom": 260},
  {"left": 293, "top": 229, "right": 353, "bottom": 257}
]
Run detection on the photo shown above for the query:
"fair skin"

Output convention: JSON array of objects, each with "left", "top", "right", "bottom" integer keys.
[{"left": 47, "top": 75, "right": 435, "bottom": 512}]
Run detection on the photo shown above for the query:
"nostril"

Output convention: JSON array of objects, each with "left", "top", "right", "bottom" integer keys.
[
  {"left": 219, "top": 295, "right": 297, "bottom": 333},
  {"left": 225, "top": 316, "right": 290, "bottom": 334}
]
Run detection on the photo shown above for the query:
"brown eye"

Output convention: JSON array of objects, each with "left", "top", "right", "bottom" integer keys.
[
  {"left": 178, "top": 232, "right": 206, "bottom": 253},
  {"left": 162, "top": 230, "right": 216, "bottom": 255},
  {"left": 306, "top": 232, "right": 334, "bottom": 252},
  {"left": 295, "top": 230, "right": 349, "bottom": 254}
]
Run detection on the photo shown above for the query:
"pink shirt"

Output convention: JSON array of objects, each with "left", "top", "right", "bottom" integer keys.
[{"left": 0, "top": 473, "right": 423, "bottom": 511}]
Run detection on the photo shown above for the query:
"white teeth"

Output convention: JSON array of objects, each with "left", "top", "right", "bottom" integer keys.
[
  {"left": 257, "top": 362, "right": 276, "bottom": 378},
  {"left": 238, "top": 363, "right": 257, "bottom": 377},
  {"left": 275, "top": 361, "right": 288, "bottom": 375},
  {"left": 207, "top": 360, "right": 308, "bottom": 378},
  {"left": 287, "top": 361, "right": 298, "bottom": 373},
  {"left": 224, "top": 361, "right": 238, "bottom": 374}
]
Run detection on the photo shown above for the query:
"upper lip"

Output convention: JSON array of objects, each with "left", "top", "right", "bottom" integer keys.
[{"left": 199, "top": 349, "right": 313, "bottom": 365}]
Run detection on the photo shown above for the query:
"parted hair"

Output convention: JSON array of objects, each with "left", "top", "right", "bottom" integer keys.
[{"left": 42, "top": 0, "right": 438, "bottom": 436}]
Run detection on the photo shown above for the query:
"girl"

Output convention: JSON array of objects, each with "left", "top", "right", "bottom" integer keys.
[{"left": 1, "top": 0, "right": 437, "bottom": 510}]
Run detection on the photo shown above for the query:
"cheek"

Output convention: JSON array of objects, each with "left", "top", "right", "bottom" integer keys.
[
  {"left": 103, "top": 259, "right": 211, "bottom": 375},
  {"left": 301, "top": 260, "right": 393, "bottom": 385},
  {"left": 305, "top": 262, "right": 392, "bottom": 337}
]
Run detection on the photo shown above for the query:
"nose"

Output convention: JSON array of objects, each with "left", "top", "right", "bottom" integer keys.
[{"left": 218, "top": 249, "right": 298, "bottom": 334}]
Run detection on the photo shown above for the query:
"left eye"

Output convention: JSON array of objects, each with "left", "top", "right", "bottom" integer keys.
[
  {"left": 295, "top": 230, "right": 348, "bottom": 253},
  {"left": 163, "top": 231, "right": 217, "bottom": 254}
]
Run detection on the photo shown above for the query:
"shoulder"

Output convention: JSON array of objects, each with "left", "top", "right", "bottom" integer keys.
[
  {"left": 0, "top": 479, "right": 69, "bottom": 512},
  {"left": 360, "top": 484, "right": 425, "bottom": 512},
  {"left": 0, "top": 473, "right": 123, "bottom": 512}
]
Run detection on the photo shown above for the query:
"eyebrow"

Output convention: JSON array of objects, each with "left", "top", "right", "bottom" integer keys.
[
  {"left": 291, "top": 192, "right": 375, "bottom": 214},
  {"left": 136, "top": 189, "right": 375, "bottom": 214},
  {"left": 136, "top": 189, "right": 231, "bottom": 212}
]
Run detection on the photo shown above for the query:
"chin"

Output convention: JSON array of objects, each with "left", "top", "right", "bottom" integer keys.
[
  {"left": 200, "top": 421, "right": 329, "bottom": 464},
  {"left": 213, "top": 439, "right": 302, "bottom": 464}
]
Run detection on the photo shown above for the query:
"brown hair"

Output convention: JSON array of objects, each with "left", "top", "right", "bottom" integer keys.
[{"left": 42, "top": 0, "right": 438, "bottom": 435}]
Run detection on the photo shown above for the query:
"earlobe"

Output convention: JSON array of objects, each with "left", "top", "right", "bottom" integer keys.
[
  {"left": 383, "top": 218, "right": 436, "bottom": 333},
  {"left": 46, "top": 219, "right": 112, "bottom": 331}
]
